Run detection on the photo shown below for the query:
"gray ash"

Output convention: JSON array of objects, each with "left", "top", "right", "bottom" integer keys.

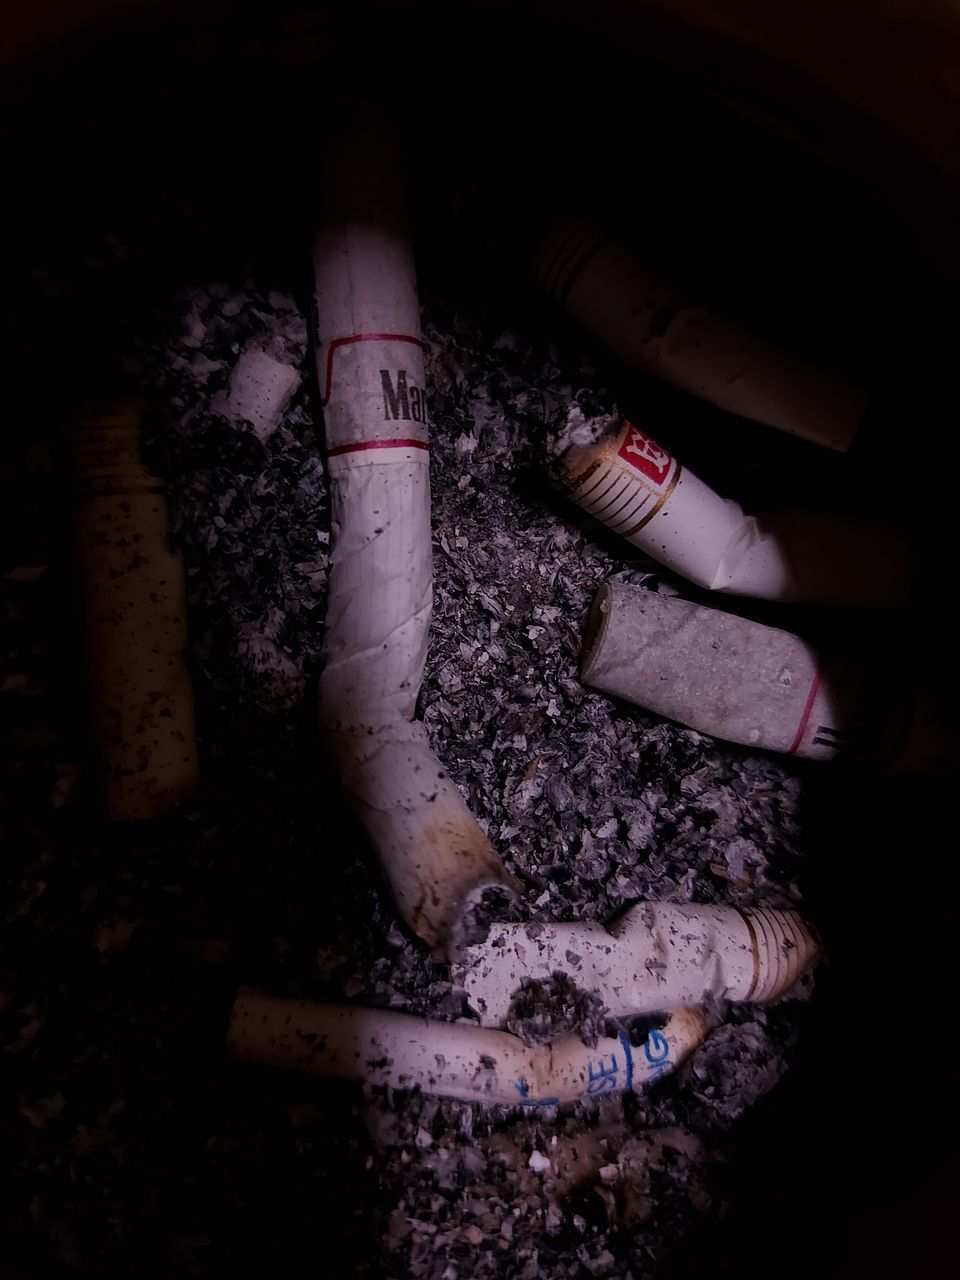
[{"left": 504, "top": 974, "right": 608, "bottom": 1047}]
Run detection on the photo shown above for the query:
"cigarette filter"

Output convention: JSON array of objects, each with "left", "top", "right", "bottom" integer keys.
[
  {"left": 69, "top": 400, "right": 199, "bottom": 820},
  {"left": 314, "top": 124, "right": 515, "bottom": 954},
  {"left": 582, "top": 582, "right": 956, "bottom": 772},
  {"left": 534, "top": 218, "right": 868, "bottom": 451},
  {"left": 457, "top": 901, "right": 818, "bottom": 1029},
  {"left": 556, "top": 419, "right": 908, "bottom": 606},
  {"left": 227, "top": 987, "right": 708, "bottom": 1106},
  {"left": 213, "top": 343, "right": 301, "bottom": 441}
]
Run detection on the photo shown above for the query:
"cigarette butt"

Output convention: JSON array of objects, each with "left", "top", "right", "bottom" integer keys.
[
  {"left": 457, "top": 901, "right": 819, "bottom": 1029},
  {"left": 70, "top": 400, "right": 199, "bottom": 820},
  {"left": 582, "top": 583, "right": 955, "bottom": 772},
  {"left": 226, "top": 988, "right": 708, "bottom": 1105},
  {"left": 534, "top": 218, "right": 868, "bottom": 451},
  {"left": 556, "top": 419, "right": 908, "bottom": 606},
  {"left": 213, "top": 343, "right": 301, "bottom": 442},
  {"left": 314, "top": 122, "right": 516, "bottom": 954}
]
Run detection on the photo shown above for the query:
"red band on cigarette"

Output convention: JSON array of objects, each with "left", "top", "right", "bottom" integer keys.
[
  {"left": 327, "top": 438, "right": 430, "bottom": 457},
  {"left": 788, "top": 665, "right": 823, "bottom": 755},
  {"left": 321, "top": 333, "right": 424, "bottom": 405}
]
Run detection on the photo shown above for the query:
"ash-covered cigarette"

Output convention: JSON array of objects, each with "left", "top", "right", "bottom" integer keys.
[
  {"left": 582, "top": 582, "right": 956, "bottom": 772},
  {"left": 69, "top": 400, "right": 199, "bottom": 820},
  {"left": 456, "top": 901, "right": 818, "bottom": 1029},
  {"left": 534, "top": 217, "right": 868, "bottom": 451},
  {"left": 226, "top": 987, "right": 708, "bottom": 1105},
  {"left": 553, "top": 418, "right": 908, "bottom": 606},
  {"left": 314, "top": 122, "right": 516, "bottom": 954}
]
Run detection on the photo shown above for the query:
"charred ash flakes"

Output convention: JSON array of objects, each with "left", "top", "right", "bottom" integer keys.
[
  {"left": 2, "top": 280, "right": 810, "bottom": 1279},
  {"left": 504, "top": 975, "right": 607, "bottom": 1048}
]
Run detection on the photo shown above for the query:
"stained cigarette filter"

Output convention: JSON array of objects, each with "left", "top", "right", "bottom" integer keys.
[
  {"left": 581, "top": 582, "right": 955, "bottom": 772},
  {"left": 314, "top": 122, "right": 516, "bottom": 954}
]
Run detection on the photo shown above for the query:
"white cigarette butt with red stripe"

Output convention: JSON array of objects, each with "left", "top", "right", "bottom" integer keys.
[
  {"left": 314, "top": 122, "right": 516, "bottom": 955},
  {"left": 534, "top": 217, "right": 868, "bottom": 452},
  {"left": 581, "top": 583, "right": 956, "bottom": 773},
  {"left": 70, "top": 400, "right": 199, "bottom": 820}
]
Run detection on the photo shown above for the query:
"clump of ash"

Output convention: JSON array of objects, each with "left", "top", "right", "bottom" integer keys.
[{"left": 504, "top": 974, "right": 608, "bottom": 1047}]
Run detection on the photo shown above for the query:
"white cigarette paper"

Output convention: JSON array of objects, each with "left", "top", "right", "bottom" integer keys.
[
  {"left": 227, "top": 988, "right": 708, "bottom": 1105},
  {"left": 314, "top": 125, "right": 514, "bottom": 953},
  {"left": 457, "top": 902, "right": 818, "bottom": 1029},
  {"left": 556, "top": 419, "right": 908, "bottom": 606},
  {"left": 212, "top": 343, "right": 301, "bottom": 442},
  {"left": 582, "top": 583, "right": 955, "bottom": 772},
  {"left": 70, "top": 401, "right": 199, "bottom": 820},
  {"left": 534, "top": 218, "right": 868, "bottom": 451}
]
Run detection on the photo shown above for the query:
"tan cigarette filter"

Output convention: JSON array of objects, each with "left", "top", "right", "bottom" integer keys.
[
  {"left": 457, "top": 902, "right": 818, "bottom": 1029},
  {"left": 227, "top": 988, "right": 708, "bottom": 1105},
  {"left": 70, "top": 400, "right": 199, "bottom": 820},
  {"left": 314, "top": 122, "right": 516, "bottom": 954},
  {"left": 534, "top": 218, "right": 868, "bottom": 451},
  {"left": 556, "top": 419, "right": 908, "bottom": 606},
  {"left": 581, "top": 583, "right": 955, "bottom": 772}
]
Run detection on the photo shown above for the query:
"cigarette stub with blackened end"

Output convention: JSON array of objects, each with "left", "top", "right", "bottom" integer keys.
[
  {"left": 457, "top": 902, "right": 819, "bottom": 1029},
  {"left": 226, "top": 988, "right": 708, "bottom": 1105},
  {"left": 314, "top": 122, "right": 516, "bottom": 954},
  {"left": 70, "top": 401, "right": 199, "bottom": 820},
  {"left": 555, "top": 419, "right": 908, "bottom": 606},
  {"left": 582, "top": 583, "right": 957, "bottom": 773},
  {"left": 534, "top": 217, "right": 868, "bottom": 452}
]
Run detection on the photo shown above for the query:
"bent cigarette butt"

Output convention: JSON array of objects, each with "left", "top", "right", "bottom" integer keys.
[
  {"left": 226, "top": 988, "right": 708, "bottom": 1105},
  {"left": 70, "top": 400, "right": 199, "bottom": 820},
  {"left": 555, "top": 419, "right": 908, "bottom": 606},
  {"left": 457, "top": 901, "right": 819, "bottom": 1029},
  {"left": 314, "top": 122, "right": 516, "bottom": 953},
  {"left": 534, "top": 217, "right": 868, "bottom": 451},
  {"left": 327, "top": 722, "right": 516, "bottom": 954},
  {"left": 582, "top": 583, "right": 954, "bottom": 772}
]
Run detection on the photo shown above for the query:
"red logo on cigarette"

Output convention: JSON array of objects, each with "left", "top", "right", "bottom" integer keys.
[{"left": 617, "top": 424, "right": 673, "bottom": 486}]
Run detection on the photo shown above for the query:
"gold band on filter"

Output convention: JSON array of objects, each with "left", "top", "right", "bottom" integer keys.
[
  {"left": 71, "top": 401, "right": 199, "bottom": 820},
  {"left": 533, "top": 218, "right": 612, "bottom": 306},
  {"left": 561, "top": 422, "right": 681, "bottom": 542}
]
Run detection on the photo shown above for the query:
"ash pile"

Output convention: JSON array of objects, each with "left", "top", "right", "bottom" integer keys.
[{"left": 159, "top": 272, "right": 820, "bottom": 1277}]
